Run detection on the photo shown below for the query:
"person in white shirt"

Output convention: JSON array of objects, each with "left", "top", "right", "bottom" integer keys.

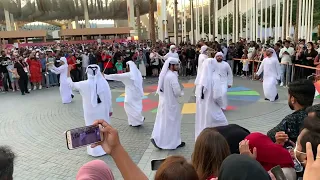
[
  {"left": 279, "top": 41, "right": 295, "bottom": 87},
  {"left": 149, "top": 48, "right": 160, "bottom": 76},
  {"left": 81, "top": 50, "right": 89, "bottom": 80}
]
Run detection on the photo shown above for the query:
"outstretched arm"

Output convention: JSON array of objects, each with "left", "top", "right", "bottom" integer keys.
[
  {"left": 67, "top": 65, "right": 81, "bottom": 91},
  {"left": 104, "top": 73, "right": 130, "bottom": 82}
]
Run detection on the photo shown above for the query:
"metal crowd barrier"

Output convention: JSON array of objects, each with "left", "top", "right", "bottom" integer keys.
[{"left": 232, "top": 58, "right": 320, "bottom": 86}]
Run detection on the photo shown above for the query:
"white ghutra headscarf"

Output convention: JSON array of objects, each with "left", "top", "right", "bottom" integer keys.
[
  {"left": 157, "top": 57, "right": 180, "bottom": 94},
  {"left": 126, "top": 61, "right": 144, "bottom": 97},
  {"left": 86, "top": 64, "right": 111, "bottom": 107}
]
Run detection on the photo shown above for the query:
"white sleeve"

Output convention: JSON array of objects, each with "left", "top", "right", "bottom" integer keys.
[
  {"left": 279, "top": 49, "right": 284, "bottom": 59},
  {"left": 67, "top": 77, "right": 81, "bottom": 91},
  {"left": 275, "top": 61, "right": 281, "bottom": 80},
  {"left": 256, "top": 60, "right": 265, "bottom": 76},
  {"left": 227, "top": 64, "right": 233, "bottom": 86},
  {"left": 171, "top": 76, "right": 183, "bottom": 97},
  {"left": 104, "top": 73, "right": 131, "bottom": 82}
]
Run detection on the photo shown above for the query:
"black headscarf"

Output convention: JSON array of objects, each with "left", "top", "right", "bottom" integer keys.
[
  {"left": 214, "top": 124, "right": 250, "bottom": 154},
  {"left": 218, "top": 154, "right": 271, "bottom": 180}
]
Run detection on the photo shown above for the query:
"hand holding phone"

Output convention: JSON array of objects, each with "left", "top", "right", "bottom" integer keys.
[
  {"left": 66, "top": 125, "right": 103, "bottom": 150},
  {"left": 90, "top": 119, "right": 121, "bottom": 156}
]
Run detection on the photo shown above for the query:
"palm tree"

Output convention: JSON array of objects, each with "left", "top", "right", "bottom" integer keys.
[
  {"left": 294, "top": 0, "right": 299, "bottom": 42},
  {"left": 135, "top": 0, "right": 141, "bottom": 41},
  {"left": 149, "top": 0, "right": 156, "bottom": 45}
]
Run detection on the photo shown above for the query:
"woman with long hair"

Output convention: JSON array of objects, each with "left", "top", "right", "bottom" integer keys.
[{"left": 192, "top": 128, "right": 230, "bottom": 180}]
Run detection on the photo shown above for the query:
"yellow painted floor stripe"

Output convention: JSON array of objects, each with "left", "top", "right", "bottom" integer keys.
[
  {"left": 181, "top": 103, "right": 196, "bottom": 114},
  {"left": 120, "top": 92, "right": 150, "bottom": 97}
]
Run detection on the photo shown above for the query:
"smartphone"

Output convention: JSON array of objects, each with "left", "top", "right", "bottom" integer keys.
[
  {"left": 151, "top": 158, "right": 166, "bottom": 171},
  {"left": 270, "top": 165, "right": 287, "bottom": 180},
  {"left": 65, "top": 125, "right": 103, "bottom": 150}
]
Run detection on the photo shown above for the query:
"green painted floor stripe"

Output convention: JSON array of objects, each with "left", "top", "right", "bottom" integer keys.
[
  {"left": 151, "top": 109, "right": 158, "bottom": 113},
  {"left": 227, "top": 91, "right": 260, "bottom": 96}
]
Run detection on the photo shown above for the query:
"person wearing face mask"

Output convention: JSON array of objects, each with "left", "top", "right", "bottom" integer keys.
[
  {"left": 293, "top": 115, "right": 320, "bottom": 179},
  {"left": 267, "top": 79, "right": 315, "bottom": 144}
]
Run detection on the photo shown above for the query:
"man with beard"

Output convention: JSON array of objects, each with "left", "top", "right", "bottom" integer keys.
[
  {"left": 267, "top": 79, "right": 315, "bottom": 143},
  {"left": 215, "top": 52, "right": 233, "bottom": 110},
  {"left": 151, "top": 57, "right": 185, "bottom": 150}
]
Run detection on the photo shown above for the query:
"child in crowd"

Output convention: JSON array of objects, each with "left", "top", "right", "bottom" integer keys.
[
  {"left": 241, "top": 49, "right": 249, "bottom": 78},
  {"left": 6, "top": 60, "right": 19, "bottom": 92},
  {"left": 115, "top": 59, "right": 123, "bottom": 74}
]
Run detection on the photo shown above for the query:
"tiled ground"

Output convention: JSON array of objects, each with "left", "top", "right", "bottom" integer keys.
[{"left": 0, "top": 77, "right": 316, "bottom": 180}]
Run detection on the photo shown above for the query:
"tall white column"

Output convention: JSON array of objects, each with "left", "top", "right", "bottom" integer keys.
[
  {"left": 126, "top": 0, "right": 135, "bottom": 31},
  {"left": 245, "top": 0, "right": 248, "bottom": 40},
  {"left": 209, "top": 0, "right": 211, "bottom": 41},
  {"left": 75, "top": 16, "right": 80, "bottom": 29},
  {"left": 174, "top": 0, "right": 178, "bottom": 44},
  {"left": 289, "top": 0, "right": 293, "bottom": 37},
  {"left": 201, "top": 0, "right": 205, "bottom": 39},
  {"left": 236, "top": 0, "right": 239, "bottom": 41},
  {"left": 191, "top": 0, "right": 194, "bottom": 43},
  {"left": 270, "top": 0, "right": 272, "bottom": 38},
  {"left": 282, "top": 0, "right": 286, "bottom": 40},
  {"left": 307, "top": 0, "right": 312, "bottom": 41},
  {"left": 82, "top": 0, "right": 90, "bottom": 28},
  {"left": 221, "top": 0, "right": 224, "bottom": 40},
  {"left": 157, "top": 0, "right": 163, "bottom": 41},
  {"left": 260, "top": 0, "right": 263, "bottom": 41},
  {"left": 4, "top": 9, "right": 11, "bottom": 31},
  {"left": 298, "top": 0, "right": 302, "bottom": 39},
  {"left": 264, "top": 0, "right": 267, "bottom": 40},
  {"left": 215, "top": 0, "right": 218, "bottom": 39},
  {"left": 255, "top": 0, "right": 258, "bottom": 41},
  {"left": 302, "top": 0, "right": 306, "bottom": 38},
  {"left": 250, "top": 1, "right": 253, "bottom": 40},
  {"left": 183, "top": 0, "right": 187, "bottom": 42},
  {"left": 227, "top": 0, "right": 229, "bottom": 43},
  {"left": 233, "top": 0, "right": 236, "bottom": 41},
  {"left": 162, "top": 0, "right": 168, "bottom": 40},
  {"left": 196, "top": 0, "right": 199, "bottom": 41},
  {"left": 181, "top": 1, "right": 184, "bottom": 41},
  {"left": 10, "top": 13, "right": 15, "bottom": 31},
  {"left": 310, "top": 0, "right": 314, "bottom": 41},
  {"left": 286, "top": 0, "right": 290, "bottom": 38}
]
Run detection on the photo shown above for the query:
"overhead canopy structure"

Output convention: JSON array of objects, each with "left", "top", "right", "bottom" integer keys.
[{"left": 0, "top": 0, "right": 155, "bottom": 22}]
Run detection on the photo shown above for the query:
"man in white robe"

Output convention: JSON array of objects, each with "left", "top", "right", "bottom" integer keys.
[
  {"left": 163, "top": 45, "right": 179, "bottom": 60},
  {"left": 195, "top": 57, "right": 228, "bottom": 140},
  {"left": 256, "top": 48, "right": 281, "bottom": 102},
  {"left": 104, "top": 61, "right": 145, "bottom": 127},
  {"left": 194, "top": 45, "right": 209, "bottom": 97},
  {"left": 151, "top": 57, "right": 185, "bottom": 150},
  {"left": 215, "top": 52, "right": 233, "bottom": 110},
  {"left": 49, "top": 54, "right": 73, "bottom": 104},
  {"left": 67, "top": 64, "right": 112, "bottom": 157}
]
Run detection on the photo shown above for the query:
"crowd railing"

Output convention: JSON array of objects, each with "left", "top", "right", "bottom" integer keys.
[{"left": 231, "top": 58, "right": 320, "bottom": 86}]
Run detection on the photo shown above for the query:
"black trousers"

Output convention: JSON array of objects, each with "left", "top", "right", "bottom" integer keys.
[{"left": 18, "top": 75, "right": 28, "bottom": 93}]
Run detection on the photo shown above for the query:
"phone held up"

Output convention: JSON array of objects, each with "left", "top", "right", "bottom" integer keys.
[
  {"left": 65, "top": 125, "right": 104, "bottom": 150},
  {"left": 151, "top": 158, "right": 166, "bottom": 171}
]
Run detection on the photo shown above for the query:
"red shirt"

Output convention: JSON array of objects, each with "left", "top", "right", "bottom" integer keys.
[
  {"left": 67, "top": 56, "right": 76, "bottom": 70},
  {"left": 102, "top": 54, "right": 113, "bottom": 69}
]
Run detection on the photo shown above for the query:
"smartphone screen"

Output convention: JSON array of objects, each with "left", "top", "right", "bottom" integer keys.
[
  {"left": 151, "top": 159, "right": 166, "bottom": 171},
  {"left": 65, "top": 125, "right": 103, "bottom": 150},
  {"left": 270, "top": 165, "right": 287, "bottom": 180}
]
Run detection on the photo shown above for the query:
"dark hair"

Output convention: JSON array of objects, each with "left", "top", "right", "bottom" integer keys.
[
  {"left": 306, "top": 104, "right": 320, "bottom": 118},
  {"left": 192, "top": 128, "right": 230, "bottom": 179},
  {"left": 155, "top": 156, "right": 199, "bottom": 180},
  {"left": 0, "top": 146, "right": 15, "bottom": 180},
  {"left": 301, "top": 116, "right": 320, "bottom": 159},
  {"left": 288, "top": 80, "right": 315, "bottom": 108}
]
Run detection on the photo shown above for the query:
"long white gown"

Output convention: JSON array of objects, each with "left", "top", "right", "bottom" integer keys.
[
  {"left": 104, "top": 61, "right": 144, "bottom": 126},
  {"left": 67, "top": 65, "right": 112, "bottom": 157},
  {"left": 256, "top": 50, "right": 281, "bottom": 102},
  {"left": 194, "top": 53, "right": 208, "bottom": 97},
  {"left": 216, "top": 61, "right": 233, "bottom": 110},
  {"left": 151, "top": 70, "right": 184, "bottom": 149},
  {"left": 50, "top": 57, "right": 73, "bottom": 104},
  {"left": 195, "top": 58, "right": 228, "bottom": 140}
]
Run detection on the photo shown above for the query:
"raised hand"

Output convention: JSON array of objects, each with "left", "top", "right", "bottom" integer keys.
[{"left": 239, "top": 139, "right": 257, "bottom": 159}]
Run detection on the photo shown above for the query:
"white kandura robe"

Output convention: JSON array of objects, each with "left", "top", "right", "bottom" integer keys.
[
  {"left": 163, "top": 52, "right": 179, "bottom": 60},
  {"left": 67, "top": 77, "right": 112, "bottom": 157},
  {"left": 194, "top": 54, "right": 208, "bottom": 97},
  {"left": 195, "top": 60, "right": 228, "bottom": 140},
  {"left": 104, "top": 73, "right": 144, "bottom": 126},
  {"left": 216, "top": 61, "right": 233, "bottom": 110},
  {"left": 256, "top": 57, "right": 281, "bottom": 102},
  {"left": 151, "top": 70, "right": 184, "bottom": 149},
  {"left": 50, "top": 65, "right": 73, "bottom": 104}
]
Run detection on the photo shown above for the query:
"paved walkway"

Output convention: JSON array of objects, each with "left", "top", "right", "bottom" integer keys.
[{"left": 0, "top": 77, "right": 317, "bottom": 180}]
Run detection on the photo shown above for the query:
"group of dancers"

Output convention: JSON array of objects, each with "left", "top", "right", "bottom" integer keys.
[{"left": 47, "top": 44, "right": 280, "bottom": 157}]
